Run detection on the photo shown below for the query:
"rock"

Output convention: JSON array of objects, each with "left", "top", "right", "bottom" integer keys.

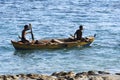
[
  {"left": 59, "top": 71, "right": 67, "bottom": 76},
  {"left": 58, "top": 77, "right": 67, "bottom": 80},
  {"left": 75, "top": 72, "right": 88, "bottom": 78},
  {"left": 1, "top": 71, "right": 120, "bottom": 80},
  {"left": 2, "top": 75, "right": 7, "bottom": 80},
  {"left": 0, "top": 76, "right": 2, "bottom": 80},
  {"left": 51, "top": 71, "right": 75, "bottom": 80},
  {"left": 18, "top": 74, "right": 28, "bottom": 80},
  {"left": 12, "top": 75, "right": 19, "bottom": 79},
  {"left": 89, "top": 76, "right": 103, "bottom": 80},
  {"left": 115, "top": 73, "right": 120, "bottom": 75},
  {"left": 75, "top": 74, "right": 88, "bottom": 80},
  {"left": 39, "top": 75, "right": 57, "bottom": 80},
  {"left": 52, "top": 71, "right": 68, "bottom": 78},
  {"left": 26, "top": 73, "right": 32, "bottom": 77},
  {"left": 37, "top": 78, "right": 44, "bottom": 80},
  {"left": 102, "top": 75, "right": 120, "bottom": 80},
  {"left": 26, "top": 73, "right": 39, "bottom": 79},
  {"left": 102, "top": 76, "right": 113, "bottom": 80},
  {"left": 88, "top": 71, "right": 96, "bottom": 75},
  {"left": 5, "top": 75, "right": 15, "bottom": 80},
  {"left": 67, "top": 77, "right": 74, "bottom": 80},
  {"left": 51, "top": 72, "right": 58, "bottom": 76},
  {"left": 67, "top": 71, "right": 75, "bottom": 77},
  {"left": 98, "top": 71, "right": 110, "bottom": 74},
  {"left": 65, "top": 71, "right": 75, "bottom": 79},
  {"left": 19, "top": 73, "right": 25, "bottom": 77}
]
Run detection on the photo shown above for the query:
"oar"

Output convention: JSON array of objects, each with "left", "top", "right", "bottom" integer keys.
[
  {"left": 29, "top": 23, "right": 34, "bottom": 41},
  {"left": 94, "top": 34, "right": 96, "bottom": 37}
]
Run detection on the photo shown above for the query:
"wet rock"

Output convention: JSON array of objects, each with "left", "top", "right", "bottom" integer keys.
[
  {"left": 88, "top": 71, "right": 96, "bottom": 75},
  {"left": 26, "top": 73, "right": 32, "bottom": 77},
  {"left": 76, "top": 72, "right": 88, "bottom": 76},
  {"left": 52, "top": 71, "right": 68, "bottom": 77},
  {"left": 98, "top": 71, "right": 110, "bottom": 74},
  {"left": 115, "top": 73, "right": 120, "bottom": 75},
  {"left": 51, "top": 72, "right": 58, "bottom": 76},
  {"left": 58, "top": 71, "right": 68, "bottom": 76}
]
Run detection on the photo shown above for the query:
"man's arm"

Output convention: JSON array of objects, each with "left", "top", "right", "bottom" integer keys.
[
  {"left": 26, "top": 31, "right": 31, "bottom": 34},
  {"left": 74, "top": 30, "right": 77, "bottom": 39}
]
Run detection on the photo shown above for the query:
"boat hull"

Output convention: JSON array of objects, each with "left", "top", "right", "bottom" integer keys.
[{"left": 11, "top": 36, "right": 95, "bottom": 50}]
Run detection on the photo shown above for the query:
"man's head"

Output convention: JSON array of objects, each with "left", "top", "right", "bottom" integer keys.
[
  {"left": 24, "top": 25, "right": 29, "bottom": 30},
  {"left": 79, "top": 25, "right": 83, "bottom": 30}
]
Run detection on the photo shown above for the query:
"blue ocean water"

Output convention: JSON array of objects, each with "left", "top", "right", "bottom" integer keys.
[{"left": 0, "top": 0, "right": 120, "bottom": 75}]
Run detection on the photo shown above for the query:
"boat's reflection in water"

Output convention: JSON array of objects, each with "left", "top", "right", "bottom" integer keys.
[{"left": 13, "top": 50, "right": 35, "bottom": 57}]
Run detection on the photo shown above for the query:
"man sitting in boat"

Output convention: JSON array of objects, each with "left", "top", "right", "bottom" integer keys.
[
  {"left": 21, "top": 25, "right": 30, "bottom": 43},
  {"left": 74, "top": 25, "right": 83, "bottom": 40}
]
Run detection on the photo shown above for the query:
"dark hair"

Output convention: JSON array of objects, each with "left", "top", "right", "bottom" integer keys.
[
  {"left": 79, "top": 25, "right": 83, "bottom": 30},
  {"left": 24, "top": 25, "right": 29, "bottom": 30}
]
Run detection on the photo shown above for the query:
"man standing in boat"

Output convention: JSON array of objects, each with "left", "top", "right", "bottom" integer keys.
[
  {"left": 21, "top": 25, "right": 30, "bottom": 43},
  {"left": 74, "top": 25, "right": 83, "bottom": 40}
]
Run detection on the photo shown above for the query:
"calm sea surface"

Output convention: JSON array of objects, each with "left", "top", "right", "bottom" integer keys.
[{"left": 0, "top": 0, "right": 120, "bottom": 75}]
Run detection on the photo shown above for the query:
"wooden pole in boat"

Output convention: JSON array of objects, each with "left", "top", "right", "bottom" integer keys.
[{"left": 29, "top": 23, "right": 34, "bottom": 41}]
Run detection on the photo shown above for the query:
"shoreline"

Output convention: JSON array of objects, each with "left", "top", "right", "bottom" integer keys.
[{"left": 1, "top": 71, "right": 120, "bottom": 80}]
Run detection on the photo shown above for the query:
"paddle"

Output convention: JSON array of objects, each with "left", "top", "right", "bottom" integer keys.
[
  {"left": 94, "top": 34, "right": 96, "bottom": 37},
  {"left": 29, "top": 23, "right": 34, "bottom": 41}
]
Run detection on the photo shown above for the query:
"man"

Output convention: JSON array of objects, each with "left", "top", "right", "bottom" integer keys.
[
  {"left": 74, "top": 25, "right": 83, "bottom": 40},
  {"left": 21, "top": 25, "right": 30, "bottom": 43}
]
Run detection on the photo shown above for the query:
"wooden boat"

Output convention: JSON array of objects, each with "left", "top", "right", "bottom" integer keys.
[{"left": 11, "top": 35, "right": 95, "bottom": 50}]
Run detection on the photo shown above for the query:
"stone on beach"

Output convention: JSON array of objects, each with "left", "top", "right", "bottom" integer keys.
[{"left": 1, "top": 71, "right": 120, "bottom": 80}]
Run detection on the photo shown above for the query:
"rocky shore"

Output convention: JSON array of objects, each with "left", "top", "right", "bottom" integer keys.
[{"left": 1, "top": 71, "right": 120, "bottom": 80}]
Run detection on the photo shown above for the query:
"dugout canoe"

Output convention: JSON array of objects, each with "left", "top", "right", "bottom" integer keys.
[{"left": 11, "top": 36, "right": 95, "bottom": 50}]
